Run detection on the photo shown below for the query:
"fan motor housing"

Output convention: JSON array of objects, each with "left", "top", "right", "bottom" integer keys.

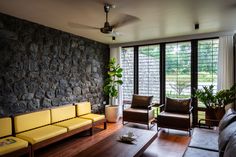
[{"left": 100, "top": 26, "right": 113, "bottom": 34}]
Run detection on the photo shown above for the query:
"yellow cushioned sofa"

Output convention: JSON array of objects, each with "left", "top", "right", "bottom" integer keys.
[
  {"left": 0, "top": 117, "right": 30, "bottom": 157},
  {"left": 14, "top": 104, "right": 93, "bottom": 157},
  {"left": 75, "top": 102, "right": 107, "bottom": 131},
  {"left": 51, "top": 105, "right": 93, "bottom": 134}
]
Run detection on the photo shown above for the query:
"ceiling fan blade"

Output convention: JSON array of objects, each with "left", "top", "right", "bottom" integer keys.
[
  {"left": 112, "top": 14, "right": 140, "bottom": 29},
  {"left": 68, "top": 22, "right": 100, "bottom": 30}
]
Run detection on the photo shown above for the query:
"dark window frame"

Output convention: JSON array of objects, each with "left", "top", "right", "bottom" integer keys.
[{"left": 121, "top": 37, "right": 219, "bottom": 125}]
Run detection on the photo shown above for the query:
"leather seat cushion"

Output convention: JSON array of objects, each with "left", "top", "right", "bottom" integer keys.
[
  {"left": 158, "top": 111, "right": 189, "bottom": 119},
  {"left": 16, "top": 125, "right": 67, "bottom": 144},
  {"left": 223, "top": 132, "right": 236, "bottom": 157},
  {"left": 123, "top": 108, "right": 154, "bottom": 123},
  {"left": 165, "top": 97, "right": 191, "bottom": 114},
  {"left": 183, "top": 147, "right": 218, "bottom": 157},
  {"left": 80, "top": 113, "right": 105, "bottom": 122},
  {"left": 124, "top": 108, "right": 154, "bottom": 114},
  {"left": 54, "top": 118, "right": 92, "bottom": 131},
  {"left": 157, "top": 111, "right": 191, "bottom": 129},
  {"left": 0, "top": 136, "right": 28, "bottom": 155},
  {"left": 189, "top": 128, "right": 219, "bottom": 151},
  {"left": 131, "top": 94, "right": 153, "bottom": 109},
  {"left": 218, "top": 121, "right": 236, "bottom": 153}
]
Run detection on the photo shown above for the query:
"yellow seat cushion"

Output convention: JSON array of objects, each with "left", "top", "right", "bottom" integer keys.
[
  {"left": 75, "top": 102, "right": 91, "bottom": 116},
  {"left": 80, "top": 113, "right": 105, "bottom": 122},
  {"left": 16, "top": 125, "right": 67, "bottom": 145},
  {"left": 0, "top": 136, "right": 28, "bottom": 155},
  {"left": 54, "top": 118, "right": 92, "bottom": 131},
  {"left": 0, "top": 117, "right": 12, "bottom": 138},
  {"left": 14, "top": 110, "right": 51, "bottom": 133},
  {"left": 51, "top": 105, "right": 76, "bottom": 123}
]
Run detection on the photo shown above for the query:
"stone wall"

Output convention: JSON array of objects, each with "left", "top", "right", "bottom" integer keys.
[{"left": 0, "top": 13, "right": 109, "bottom": 116}]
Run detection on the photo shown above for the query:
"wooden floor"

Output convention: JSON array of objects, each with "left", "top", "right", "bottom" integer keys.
[{"left": 36, "top": 120, "right": 190, "bottom": 157}]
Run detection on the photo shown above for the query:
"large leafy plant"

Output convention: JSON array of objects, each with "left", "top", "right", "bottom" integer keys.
[
  {"left": 194, "top": 84, "right": 236, "bottom": 108},
  {"left": 104, "top": 58, "right": 123, "bottom": 105}
]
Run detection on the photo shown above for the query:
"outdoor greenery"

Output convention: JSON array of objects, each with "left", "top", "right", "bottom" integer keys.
[
  {"left": 104, "top": 58, "right": 123, "bottom": 105},
  {"left": 136, "top": 40, "right": 218, "bottom": 100},
  {"left": 122, "top": 39, "right": 219, "bottom": 124}
]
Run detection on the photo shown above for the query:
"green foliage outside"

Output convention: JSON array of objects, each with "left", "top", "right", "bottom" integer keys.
[
  {"left": 139, "top": 41, "right": 218, "bottom": 76},
  {"left": 123, "top": 40, "right": 219, "bottom": 123},
  {"left": 139, "top": 41, "right": 218, "bottom": 100}
]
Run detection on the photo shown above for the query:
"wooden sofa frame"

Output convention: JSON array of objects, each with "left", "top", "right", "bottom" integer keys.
[
  {"left": 1, "top": 145, "right": 31, "bottom": 157},
  {"left": 0, "top": 116, "right": 31, "bottom": 157},
  {"left": 12, "top": 107, "right": 94, "bottom": 157},
  {"left": 72, "top": 103, "right": 107, "bottom": 134},
  {"left": 91, "top": 118, "right": 107, "bottom": 134},
  {"left": 29, "top": 124, "right": 93, "bottom": 157}
]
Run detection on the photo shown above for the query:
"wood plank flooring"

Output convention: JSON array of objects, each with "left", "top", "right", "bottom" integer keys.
[{"left": 36, "top": 120, "right": 190, "bottom": 157}]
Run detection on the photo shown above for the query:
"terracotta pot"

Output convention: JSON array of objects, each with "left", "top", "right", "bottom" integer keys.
[
  {"left": 215, "top": 107, "right": 225, "bottom": 120},
  {"left": 205, "top": 107, "right": 225, "bottom": 126}
]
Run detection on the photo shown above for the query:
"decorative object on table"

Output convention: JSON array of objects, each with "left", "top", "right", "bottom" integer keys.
[
  {"left": 194, "top": 84, "right": 236, "bottom": 125},
  {"left": 104, "top": 58, "right": 123, "bottom": 122},
  {"left": 118, "top": 131, "right": 137, "bottom": 144}
]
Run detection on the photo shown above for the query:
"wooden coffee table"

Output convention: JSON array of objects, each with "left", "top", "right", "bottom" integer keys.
[{"left": 77, "top": 127, "right": 157, "bottom": 157}]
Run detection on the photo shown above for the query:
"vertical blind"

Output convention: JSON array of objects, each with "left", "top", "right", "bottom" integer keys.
[
  {"left": 138, "top": 45, "right": 160, "bottom": 103},
  {"left": 165, "top": 42, "right": 191, "bottom": 98},
  {"left": 121, "top": 47, "right": 134, "bottom": 101},
  {"left": 197, "top": 39, "right": 219, "bottom": 107}
]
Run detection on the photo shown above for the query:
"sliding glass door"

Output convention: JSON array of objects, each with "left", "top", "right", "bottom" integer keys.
[
  {"left": 197, "top": 39, "right": 219, "bottom": 121},
  {"left": 121, "top": 47, "right": 134, "bottom": 102},
  {"left": 121, "top": 38, "right": 219, "bottom": 124},
  {"left": 139, "top": 45, "right": 160, "bottom": 103},
  {"left": 165, "top": 42, "right": 191, "bottom": 98}
]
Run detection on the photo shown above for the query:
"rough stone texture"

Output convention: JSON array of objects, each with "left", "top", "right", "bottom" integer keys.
[{"left": 0, "top": 13, "right": 109, "bottom": 116}]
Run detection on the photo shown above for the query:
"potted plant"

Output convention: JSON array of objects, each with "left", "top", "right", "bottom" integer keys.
[
  {"left": 103, "top": 58, "right": 123, "bottom": 122},
  {"left": 194, "top": 84, "right": 236, "bottom": 125}
]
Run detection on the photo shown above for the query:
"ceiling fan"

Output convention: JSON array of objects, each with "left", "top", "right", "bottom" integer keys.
[{"left": 68, "top": 3, "right": 140, "bottom": 40}]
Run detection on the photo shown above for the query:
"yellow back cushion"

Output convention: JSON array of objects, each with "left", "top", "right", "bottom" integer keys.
[
  {"left": 51, "top": 105, "right": 75, "bottom": 123},
  {"left": 75, "top": 102, "right": 91, "bottom": 116},
  {"left": 0, "top": 117, "right": 12, "bottom": 138},
  {"left": 14, "top": 110, "right": 51, "bottom": 133}
]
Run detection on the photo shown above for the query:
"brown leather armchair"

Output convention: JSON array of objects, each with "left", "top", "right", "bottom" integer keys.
[
  {"left": 122, "top": 94, "right": 155, "bottom": 129},
  {"left": 157, "top": 97, "right": 193, "bottom": 136}
]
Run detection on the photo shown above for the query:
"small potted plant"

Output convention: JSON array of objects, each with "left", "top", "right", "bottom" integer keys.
[
  {"left": 194, "top": 84, "right": 236, "bottom": 125},
  {"left": 103, "top": 58, "right": 123, "bottom": 122}
]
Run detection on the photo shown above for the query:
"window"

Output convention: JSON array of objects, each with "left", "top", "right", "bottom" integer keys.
[
  {"left": 138, "top": 45, "right": 160, "bottom": 103},
  {"left": 197, "top": 39, "right": 219, "bottom": 120},
  {"left": 121, "top": 37, "right": 220, "bottom": 124},
  {"left": 165, "top": 42, "right": 191, "bottom": 98},
  {"left": 121, "top": 47, "right": 134, "bottom": 101}
]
